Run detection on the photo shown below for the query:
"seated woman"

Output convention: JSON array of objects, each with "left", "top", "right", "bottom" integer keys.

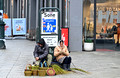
[{"left": 54, "top": 40, "right": 71, "bottom": 71}]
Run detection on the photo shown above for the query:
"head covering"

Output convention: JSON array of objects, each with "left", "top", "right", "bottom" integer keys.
[
  {"left": 37, "top": 38, "right": 45, "bottom": 47},
  {"left": 58, "top": 40, "right": 65, "bottom": 47}
]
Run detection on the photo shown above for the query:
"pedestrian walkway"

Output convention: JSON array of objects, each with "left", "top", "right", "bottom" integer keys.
[{"left": 0, "top": 40, "right": 120, "bottom": 78}]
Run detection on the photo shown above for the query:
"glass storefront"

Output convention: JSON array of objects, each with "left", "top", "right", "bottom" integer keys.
[
  {"left": 83, "top": 0, "right": 120, "bottom": 51},
  {"left": 96, "top": 0, "right": 120, "bottom": 51},
  {"left": 83, "top": 0, "right": 94, "bottom": 51}
]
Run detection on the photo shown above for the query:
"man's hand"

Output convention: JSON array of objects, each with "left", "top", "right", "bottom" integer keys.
[{"left": 35, "top": 57, "right": 39, "bottom": 61}]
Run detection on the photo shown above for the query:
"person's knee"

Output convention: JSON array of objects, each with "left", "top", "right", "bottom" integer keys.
[
  {"left": 35, "top": 60, "right": 40, "bottom": 65},
  {"left": 47, "top": 54, "right": 52, "bottom": 59},
  {"left": 67, "top": 57, "right": 71, "bottom": 64},
  {"left": 63, "top": 57, "right": 69, "bottom": 64},
  {"left": 47, "top": 54, "right": 52, "bottom": 66},
  {"left": 68, "top": 57, "right": 71, "bottom": 61}
]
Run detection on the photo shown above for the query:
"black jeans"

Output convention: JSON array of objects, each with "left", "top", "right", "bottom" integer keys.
[{"left": 62, "top": 56, "right": 71, "bottom": 64}]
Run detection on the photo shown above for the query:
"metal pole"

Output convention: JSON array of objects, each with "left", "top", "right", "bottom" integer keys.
[
  {"left": 3, "top": 0, "right": 5, "bottom": 12},
  {"left": 49, "top": 0, "right": 52, "bottom": 7},
  {"left": 29, "top": 0, "right": 31, "bottom": 36},
  {"left": 0, "top": 0, "right": 3, "bottom": 20},
  {"left": 25, "top": 0, "right": 27, "bottom": 33},
  {"left": 22, "top": 0, "right": 24, "bottom": 18},
  {"left": 44, "top": 0, "right": 46, "bottom": 7},
  {"left": 36, "top": 0, "right": 38, "bottom": 28},
  {"left": 26, "top": 0, "right": 27, "bottom": 18},
  {"left": 20, "top": 0, "right": 21, "bottom": 17},
  {"left": 17, "top": 0, "right": 19, "bottom": 18},
  {"left": 40, "top": 0, "right": 43, "bottom": 8},
  {"left": 68, "top": 0, "right": 70, "bottom": 27},
  {"left": 11, "top": 0, "right": 13, "bottom": 36},
  {"left": 0, "top": 0, "right": 4, "bottom": 10},
  {"left": 7, "top": 0, "right": 8, "bottom": 14},
  {"left": 84, "top": 18, "right": 86, "bottom": 40},
  {"left": 55, "top": 0, "right": 57, "bottom": 8},
  {"left": 59, "top": 0, "right": 62, "bottom": 27},
  {"left": 65, "top": 0, "right": 68, "bottom": 27},
  {"left": 94, "top": 0, "right": 96, "bottom": 51},
  {"left": 0, "top": 0, "right": 6, "bottom": 49}
]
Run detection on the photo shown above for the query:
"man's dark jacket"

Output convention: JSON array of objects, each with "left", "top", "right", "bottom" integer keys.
[{"left": 33, "top": 43, "right": 49, "bottom": 59}]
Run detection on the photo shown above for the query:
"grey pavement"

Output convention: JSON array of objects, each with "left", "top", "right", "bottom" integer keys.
[{"left": 0, "top": 40, "right": 120, "bottom": 78}]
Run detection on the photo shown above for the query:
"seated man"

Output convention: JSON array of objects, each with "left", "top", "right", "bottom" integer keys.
[
  {"left": 33, "top": 38, "right": 52, "bottom": 67},
  {"left": 54, "top": 40, "right": 71, "bottom": 71}
]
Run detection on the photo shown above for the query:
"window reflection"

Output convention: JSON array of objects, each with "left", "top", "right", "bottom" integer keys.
[
  {"left": 83, "top": 0, "right": 94, "bottom": 51},
  {"left": 96, "top": 0, "right": 120, "bottom": 44}
]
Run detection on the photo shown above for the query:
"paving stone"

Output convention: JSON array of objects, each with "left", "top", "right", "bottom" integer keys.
[{"left": 0, "top": 40, "right": 120, "bottom": 78}]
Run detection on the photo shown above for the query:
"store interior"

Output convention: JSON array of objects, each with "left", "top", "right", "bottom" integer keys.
[{"left": 83, "top": 0, "right": 120, "bottom": 51}]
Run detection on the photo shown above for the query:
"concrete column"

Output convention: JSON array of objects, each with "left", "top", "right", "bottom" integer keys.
[{"left": 69, "top": 0, "right": 83, "bottom": 51}]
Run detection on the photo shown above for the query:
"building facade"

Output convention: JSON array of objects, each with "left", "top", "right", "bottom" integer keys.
[{"left": 3, "top": 0, "right": 120, "bottom": 51}]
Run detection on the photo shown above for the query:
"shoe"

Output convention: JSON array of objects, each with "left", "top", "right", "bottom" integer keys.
[
  {"left": 63, "top": 64, "right": 68, "bottom": 70},
  {"left": 67, "top": 64, "right": 71, "bottom": 71},
  {"left": 116, "top": 41, "right": 119, "bottom": 47}
]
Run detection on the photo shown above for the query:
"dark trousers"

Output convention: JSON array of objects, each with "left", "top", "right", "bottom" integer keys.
[
  {"left": 62, "top": 56, "right": 71, "bottom": 64},
  {"left": 39, "top": 59, "right": 47, "bottom": 67}
]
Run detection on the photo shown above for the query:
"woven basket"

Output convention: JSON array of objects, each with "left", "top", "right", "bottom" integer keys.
[
  {"left": 24, "top": 70, "right": 32, "bottom": 76},
  {"left": 32, "top": 70, "right": 38, "bottom": 76},
  {"left": 38, "top": 70, "right": 46, "bottom": 76},
  {"left": 39, "top": 67, "right": 48, "bottom": 70},
  {"left": 24, "top": 64, "right": 32, "bottom": 76},
  {"left": 32, "top": 65, "right": 39, "bottom": 70}
]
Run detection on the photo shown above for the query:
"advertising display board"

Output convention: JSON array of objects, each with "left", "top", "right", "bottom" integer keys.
[
  {"left": 41, "top": 35, "right": 58, "bottom": 47},
  {"left": 39, "top": 7, "right": 61, "bottom": 50},
  {"left": 13, "top": 18, "right": 26, "bottom": 35},
  {"left": 3, "top": 19, "right": 11, "bottom": 36},
  {"left": 41, "top": 12, "right": 58, "bottom": 34},
  {"left": 61, "top": 28, "right": 68, "bottom": 46}
]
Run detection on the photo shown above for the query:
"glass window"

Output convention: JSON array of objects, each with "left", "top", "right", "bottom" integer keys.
[
  {"left": 83, "top": 0, "right": 94, "bottom": 51},
  {"left": 96, "top": 0, "right": 120, "bottom": 51}
]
